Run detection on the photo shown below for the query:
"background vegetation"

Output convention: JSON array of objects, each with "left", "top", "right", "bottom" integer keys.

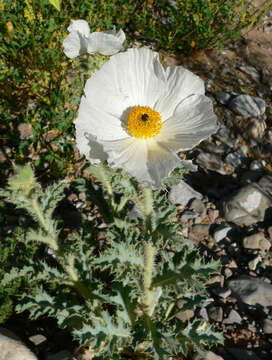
[{"left": 0, "top": 0, "right": 271, "bottom": 357}]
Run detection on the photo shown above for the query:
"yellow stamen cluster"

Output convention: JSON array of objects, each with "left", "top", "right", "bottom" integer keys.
[{"left": 127, "top": 106, "right": 162, "bottom": 139}]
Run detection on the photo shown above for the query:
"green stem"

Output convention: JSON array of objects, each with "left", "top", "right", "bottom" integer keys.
[
  {"left": 32, "top": 198, "right": 92, "bottom": 300},
  {"left": 97, "top": 164, "right": 116, "bottom": 213},
  {"left": 32, "top": 198, "right": 58, "bottom": 250},
  {"left": 143, "top": 242, "right": 156, "bottom": 316}
]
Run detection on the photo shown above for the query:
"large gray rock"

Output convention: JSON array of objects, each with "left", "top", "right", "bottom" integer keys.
[
  {"left": 228, "top": 94, "right": 266, "bottom": 117},
  {"left": 243, "top": 233, "right": 271, "bottom": 251},
  {"left": 0, "top": 332, "right": 37, "bottom": 360},
  {"left": 221, "top": 183, "right": 272, "bottom": 225},
  {"left": 258, "top": 175, "right": 272, "bottom": 196},
  {"left": 168, "top": 181, "right": 203, "bottom": 206},
  {"left": 228, "top": 275, "right": 272, "bottom": 307}
]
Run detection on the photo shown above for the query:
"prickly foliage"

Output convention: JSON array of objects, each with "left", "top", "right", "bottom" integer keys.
[{"left": 1, "top": 164, "right": 223, "bottom": 359}]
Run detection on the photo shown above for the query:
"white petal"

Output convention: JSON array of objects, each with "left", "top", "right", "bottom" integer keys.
[
  {"left": 87, "top": 32, "right": 124, "bottom": 56},
  {"left": 85, "top": 48, "right": 166, "bottom": 111},
  {"left": 63, "top": 31, "right": 87, "bottom": 58},
  {"left": 104, "top": 28, "right": 126, "bottom": 44},
  {"left": 116, "top": 29, "right": 126, "bottom": 43},
  {"left": 157, "top": 94, "right": 218, "bottom": 152},
  {"left": 75, "top": 96, "right": 128, "bottom": 141},
  {"left": 146, "top": 140, "right": 181, "bottom": 188},
  {"left": 155, "top": 66, "right": 205, "bottom": 121},
  {"left": 83, "top": 67, "right": 134, "bottom": 122},
  {"left": 67, "top": 19, "right": 90, "bottom": 37},
  {"left": 75, "top": 132, "right": 108, "bottom": 164},
  {"left": 100, "top": 138, "right": 180, "bottom": 188},
  {"left": 101, "top": 137, "right": 152, "bottom": 186}
]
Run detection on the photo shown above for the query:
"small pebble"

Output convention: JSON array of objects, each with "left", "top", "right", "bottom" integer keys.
[
  {"left": 28, "top": 334, "right": 47, "bottom": 346},
  {"left": 223, "top": 309, "right": 242, "bottom": 324},
  {"left": 248, "top": 255, "right": 262, "bottom": 271},
  {"left": 207, "top": 305, "right": 223, "bottom": 322},
  {"left": 243, "top": 233, "right": 271, "bottom": 251}
]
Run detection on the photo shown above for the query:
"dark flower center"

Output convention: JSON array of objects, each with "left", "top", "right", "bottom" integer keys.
[{"left": 141, "top": 113, "right": 149, "bottom": 122}]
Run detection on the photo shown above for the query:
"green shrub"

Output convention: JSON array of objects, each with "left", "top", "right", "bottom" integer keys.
[{"left": 0, "top": 164, "right": 223, "bottom": 359}]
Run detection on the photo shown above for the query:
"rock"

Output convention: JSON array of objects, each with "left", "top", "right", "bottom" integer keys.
[
  {"left": 207, "top": 305, "right": 223, "bottom": 322},
  {"left": 176, "top": 300, "right": 195, "bottom": 321},
  {"left": 263, "top": 318, "right": 272, "bottom": 334},
  {"left": 258, "top": 175, "right": 272, "bottom": 196},
  {"left": 238, "top": 66, "right": 260, "bottom": 81},
  {"left": 199, "top": 307, "right": 209, "bottom": 321},
  {"left": 176, "top": 309, "right": 195, "bottom": 322},
  {"left": 243, "top": 233, "right": 271, "bottom": 251},
  {"left": 250, "top": 160, "right": 266, "bottom": 171},
  {"left": 228, "top": 94, "right": 266, "bottom": 117},
  {"left": 168, "top": 181, "right": 203, "bottom": 206},
  {"left": 248, "top": 255, "right": 262, "bottom": 271},
  {"left": 224, "top": 148, "right": 247, "bottom": 171},
  {"left": 0, "top": 332, "right": 37, "bottom": 360},
  {"left": 203, "top": 143, "right": 229, "bottom": 155},
  {"left": 221, "top": 183, "right": 272, "bottom": 225},
  {"left": 247, "top": 119, "right": 266, "bottom": 140},
  {"left": 189, "top": 198, "right": 206, "bottom": 215},
  {"left": 215, "top": 91, "right": 232, "bottom": 105},
  {"left": 196, "top": 152, "right": 232, "bottom": 175},
  {"left": 205, "top": 352, "right": 224, "bottom": 360},
  {"left": 268, "top": 226, "right": 272, "bottom": 239},
  {"left": 228, "top": 275, "right": 272, "bottom": 306},
  {"left": 214, "top": 124, "right": 231, "bottom": 141},
  {"left": 208, "top": 209, "right": 219, "bottom": 223},
  {"left": 180, "top": 210, "right": 198, "bottom": 221},
  {"left": 213, "top": 223, "right": 234, "bottom": 242},
  {"left": 224, "top": 268, "right": 233, "bottom": 279},
  {"left": 190, "top": 224, "right": 210, "bottom": 242},
  {"left": 193, "top": 351, "right": 224, "bottom": 360},
  {"left": 223, "top": 309, "right": 242, "bottom": 324},
  {"left": 28, "top": 334, "right": 47, "bottom": 346},
  {"left": 227, "top": 348, "right": 261, "bottom": 360},
  {"left": 211, "top": 287, "right": 231, "bottom": 299}
]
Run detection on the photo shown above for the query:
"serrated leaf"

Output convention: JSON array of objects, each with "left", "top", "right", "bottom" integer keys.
[
  {"left": 73, "top": 311, "right": 130, "bottom": 349},
  {"left": 93, "top": 240, "right": 143, "bottom": 268},
  {"left": 111, "top": 283, "right": 137, "bottom": 325},
  {"left": 143, "top": 314, "right": 169, "bottom": 360},
  {"left": 41, "top": 180, "right": 66, "bottom": 219},
  {"left": 2, "top": 266, "right": 33, "bottom": 286},
  {"left": 177, "top": 319, "right": 224, "bottom": 357}
]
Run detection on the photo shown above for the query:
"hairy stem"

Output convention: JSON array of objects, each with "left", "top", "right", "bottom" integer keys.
[
  {"left": 97, "top": 164, "right": 116, "bottom": 212},
  {"left": 32, "top": 198, "right": 92, "bottom": 300},
  {"left": 143, "top": 242, "right": 156, "bottom": 316}
]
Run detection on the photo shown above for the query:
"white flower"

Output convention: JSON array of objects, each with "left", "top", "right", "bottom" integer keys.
[
  {"left": 87, "top": 28, "right": 126, "bottom": 56},
  {"left": 63, "top": 20, "right": 90, "bottom": 59},
  {"left": 63, "top": 20, "right": 126, "bottom": 58},
  {"left": 75, "top": 48, "right": 218, "bottom": 188}
]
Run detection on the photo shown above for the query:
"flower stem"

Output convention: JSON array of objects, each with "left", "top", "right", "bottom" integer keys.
[
  {"left": 143, "top": 242, "right": 156, "bottom": 316},
  {"left": 32, "top": 197, "right": 92, "bottom": 300},
  {"left": 97, "top": 164, "right": 116, "bottom": 213},
  {"left": 142, "top": 187, "right": 156, "bottom": 316}
]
